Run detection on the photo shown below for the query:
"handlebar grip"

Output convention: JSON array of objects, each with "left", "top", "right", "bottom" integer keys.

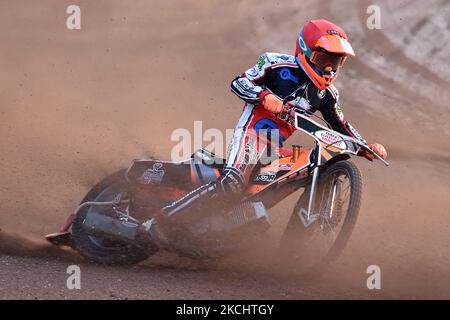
[{"left": 360, "top": 144, "right": 390, "bottom": 166}]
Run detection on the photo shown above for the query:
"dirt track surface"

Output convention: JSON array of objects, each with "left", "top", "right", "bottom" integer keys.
[
  {"left": 1, "top": 0, "right": 450, "bottom": 299},
  {"left": 0, "top": 253, "right": 366, "bottom": 300}
]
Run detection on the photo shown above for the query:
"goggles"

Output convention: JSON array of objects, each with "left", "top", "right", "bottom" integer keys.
[{"left": 310, "top": 49, "right": 347, "bottom": 71}]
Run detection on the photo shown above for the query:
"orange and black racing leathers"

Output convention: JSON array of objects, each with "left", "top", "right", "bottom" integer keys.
[{"left": 161, "top": 52, "right": 365, "bottom": 221}]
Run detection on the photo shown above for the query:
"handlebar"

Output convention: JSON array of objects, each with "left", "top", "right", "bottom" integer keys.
[
  {"left": 291, "top": 108, "right": 390, "bottom": 167},
  {"left": 336, "top": 133, "right": 389, "bottom": 166},
  {"left": 357, "top": 142, "right": 390, "bottom": 166}
]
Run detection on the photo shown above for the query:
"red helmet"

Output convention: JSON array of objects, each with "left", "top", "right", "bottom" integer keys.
[{"left": 295, "top": 19, "right": 355, "bottom": 90}]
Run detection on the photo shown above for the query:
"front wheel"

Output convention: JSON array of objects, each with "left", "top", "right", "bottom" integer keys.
[{"left": 279, "top": 160, "right": 362, "bottom": 275}]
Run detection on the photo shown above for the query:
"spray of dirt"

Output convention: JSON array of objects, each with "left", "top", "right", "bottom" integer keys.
[{"left": 0, "top": 228, "right": 80, "bottom": 262}]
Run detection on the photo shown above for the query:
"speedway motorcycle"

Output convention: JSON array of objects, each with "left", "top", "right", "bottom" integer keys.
[{"left": 46, "top": 108, "right": 388, "bottom": 272}]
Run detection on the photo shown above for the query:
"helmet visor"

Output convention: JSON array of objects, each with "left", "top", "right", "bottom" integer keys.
[{"left": 310, "top": 50, "right": 347, "bottom": 71}]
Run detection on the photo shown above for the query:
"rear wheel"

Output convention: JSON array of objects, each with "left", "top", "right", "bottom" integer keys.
[
  {"left": 279, "top": 160, "right": 362, "bottom": 276},
  {"left": 71, "top": 170, "right": 152, "bottom": 265}
]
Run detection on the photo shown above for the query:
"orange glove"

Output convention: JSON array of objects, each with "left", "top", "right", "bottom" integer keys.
[
  {"left": 360, "top": 143, "right": 387, "bottom": 160},
  {"left": 261, "top": 93, "right": 283, "bottom": 113}
]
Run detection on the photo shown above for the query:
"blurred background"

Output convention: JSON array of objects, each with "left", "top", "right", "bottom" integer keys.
[{"left": 0, "top": 0, "right": 449, "bottom": 298}]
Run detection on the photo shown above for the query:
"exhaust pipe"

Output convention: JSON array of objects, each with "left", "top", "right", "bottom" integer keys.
[{"left": 82, "top": 211, "right": 141, "bottom": 244}]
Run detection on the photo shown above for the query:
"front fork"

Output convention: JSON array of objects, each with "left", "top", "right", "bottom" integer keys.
[
  {"left": 298, "top": 147, "right": 322, "bottom": 227},
  {"left": 298, "top": 166, "right": 321, "bottom": 227}
]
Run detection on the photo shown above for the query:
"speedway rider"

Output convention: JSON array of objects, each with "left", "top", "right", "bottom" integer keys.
[{"left": 144, "top": 19, "right": 387, "bottom": 237}]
